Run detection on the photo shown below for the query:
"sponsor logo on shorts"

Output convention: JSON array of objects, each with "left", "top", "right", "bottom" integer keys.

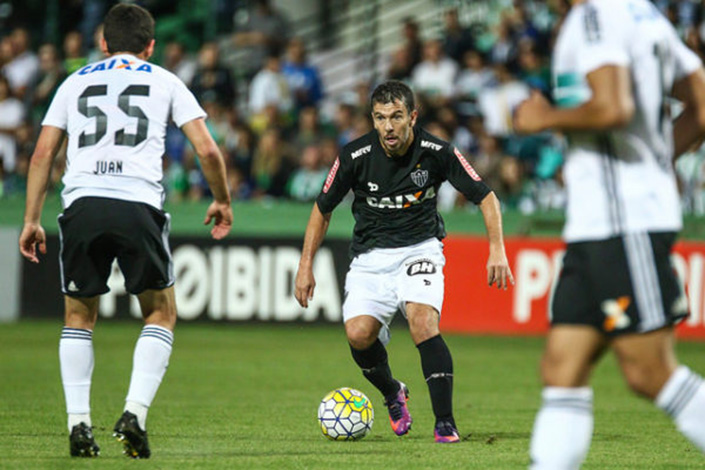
[
  {"left": 67, "top": 280, "right": 79, "bottom": 293},
  {"left": 406, "top": 259, "right": 437, "bottom": 276},
  {"left": 601, "top": 296, "right": 631, "bottom": 331}
]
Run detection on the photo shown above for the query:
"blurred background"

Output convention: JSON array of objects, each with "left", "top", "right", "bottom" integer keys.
[{"left": 0, "top": 0, "right": 702, "bottom": 216}]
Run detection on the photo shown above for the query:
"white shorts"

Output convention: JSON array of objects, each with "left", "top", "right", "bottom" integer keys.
[{"left": 343, "top": 238, "right": 446, "bottom": 344}]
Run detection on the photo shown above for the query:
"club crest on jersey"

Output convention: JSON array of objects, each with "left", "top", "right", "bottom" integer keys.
[
  {"left": 78, "top": 58, "right": 152, "bottom": 75},
  {"left": 406, "top": 259, "right": 436, "bottom": 276},
  {"left": 410, "top": 168, "right": 428, "bottom": 187}
]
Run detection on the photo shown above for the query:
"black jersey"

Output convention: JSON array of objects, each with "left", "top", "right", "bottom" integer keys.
[{"left": 316, "top": 126, "right": 491, "bottom": 256}]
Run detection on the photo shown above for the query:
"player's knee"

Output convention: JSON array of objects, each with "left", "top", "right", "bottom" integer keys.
[
  {"left": 539, "top": 353, "right": 587, "bottom": 388},
  {"left": 345, "top": 322, "right": 377, "bottom": 350}
]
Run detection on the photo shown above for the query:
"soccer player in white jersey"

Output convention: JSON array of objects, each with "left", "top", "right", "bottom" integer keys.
[
  {"left": 18, "top": 4, "right": 232, "bottom": 459},
  {"left": 514, "top": 0, "right": 705, "bottom": 467}
]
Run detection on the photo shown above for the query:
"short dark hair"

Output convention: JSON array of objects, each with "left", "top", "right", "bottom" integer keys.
[
  {"left": 103, "top": 4, "right": 155, "bottom": 54},
  {"left": 370, "top": 80, "right": 416, "bottom": 114}
]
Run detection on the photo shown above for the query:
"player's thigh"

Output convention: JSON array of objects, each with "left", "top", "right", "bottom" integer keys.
[
  {"left": 612, "top": 327, "right": 678, "bottom": 399},
  {"left": 58, "top": 198, "right": 117, "bottom": 297},
  {"left": 397, "top": 239, "right": 446, "bottom": 322},
  {"left": 343, "top": 253, "right": 399, "bottom": 346},
  {"left": 541, "top": 326, "right": 608, "bottom": 387},
  {"left": 64, "top": 295, "right": 100, "bottom": 329},
  {"left": 115, "top": 202, "right": 174, "bottom": 295},
  {"left": 405, "top": 302, "right": 440, "bottom": 345},
  {"left": 137, "top": 286, "right": 177, "bottom": 329}
]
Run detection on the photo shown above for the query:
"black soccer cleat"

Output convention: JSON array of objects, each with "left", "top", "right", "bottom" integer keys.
[
  {"left": 113, "top": 411, "right": 151, "bottom": 459},
  {"left": 69, "top": 422, "right": 100, "bottom": 457}
]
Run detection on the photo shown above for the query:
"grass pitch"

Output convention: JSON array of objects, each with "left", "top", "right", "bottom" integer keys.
[{"left": 0, "top": 321, "right": 703, "bottom": 469}]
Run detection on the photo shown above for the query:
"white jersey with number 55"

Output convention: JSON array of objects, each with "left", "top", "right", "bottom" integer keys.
[
  {"left": 42, "top": 53, "right": 206, "bottom": 210},
  {"left": 553, "top": 0, "right": 701, "bottom": 242}
]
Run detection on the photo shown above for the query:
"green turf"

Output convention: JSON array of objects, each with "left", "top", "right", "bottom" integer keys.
[{"left": 0, "top": 321, "right": 704, "bottom": 469}]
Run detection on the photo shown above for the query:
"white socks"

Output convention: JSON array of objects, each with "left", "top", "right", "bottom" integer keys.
[
  {"left": 656, "top": 366, "right": 705, "bottom": 453},
  {"left": 124, "top": 325, "right": 174, "bottom": 430},
  {"left": 59, "top": 327, "right": 94, "bottom": 431},
  {"left": 529, "top": 387, "right": 594, "bottom": 470}
]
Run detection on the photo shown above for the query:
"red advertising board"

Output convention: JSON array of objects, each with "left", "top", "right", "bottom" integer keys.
[{"left": 442, "top": 236, "right": 705, "bottom": 339}]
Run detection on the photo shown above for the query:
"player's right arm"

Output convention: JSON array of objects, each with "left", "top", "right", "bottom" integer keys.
[
  {"left": 19, "top": 125, "right": 65, "bottom": 263},
  {"left": 181, "top": 118, "right": 233, "bottom": 240},
  {"left": 295, "top": 152, "right": 353, "bottom": 308},
  {"left": 295, "top": 203, "right": 332, "bottom": 308},
  {"left": 673, "top": 68, "right": 705, "bottom": 158}
]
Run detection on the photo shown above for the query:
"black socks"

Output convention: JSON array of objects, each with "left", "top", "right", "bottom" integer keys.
[
  {"left": 417, "top": 334, "right": 454, "bottom": 425},
  {"left": 350, "top": 339, "right": 400, "bottom": 398}
]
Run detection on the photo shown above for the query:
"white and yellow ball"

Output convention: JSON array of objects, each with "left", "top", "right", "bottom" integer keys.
[{"left": 317, "top": 387, "right": 374, "bottom": 440}]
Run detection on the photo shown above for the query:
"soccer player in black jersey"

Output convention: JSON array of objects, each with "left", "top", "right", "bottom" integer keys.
[{"left": 295, "top": 80, "right": 513, "bottom": 442}]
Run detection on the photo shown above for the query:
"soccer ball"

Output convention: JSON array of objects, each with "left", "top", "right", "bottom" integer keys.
[{"left": 317, "top": 387, "right": 374, "bottom": 440}]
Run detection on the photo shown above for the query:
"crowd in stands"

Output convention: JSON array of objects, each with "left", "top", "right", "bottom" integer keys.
[{"left": 1, "top": 0, "right": 704, "bottom": 214}]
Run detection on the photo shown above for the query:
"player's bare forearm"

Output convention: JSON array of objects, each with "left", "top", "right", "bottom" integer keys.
[
  {"left": 672, "top": 68, "right": 705, "bottom": 158},
  {"left": 515, "top": 66, "right": 634, "bottom": 134},
  {"left": 295, "top": 203, "right": 331, "bottom": 307},
  {"left": 478, "top": 192, "right": 514, "bottom": 289},
  {"left": 299, "top": 203, "right": 331, "bottom": 269},
  {"left": 24, "top": 126, "right": 64, "bottom": 224},
  {"left": 181, "top": 118, "right": 231, "bottom": 203}
]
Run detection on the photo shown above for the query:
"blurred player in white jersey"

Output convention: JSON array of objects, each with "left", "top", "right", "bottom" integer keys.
[
  {"left": 514, "top": 0, "right": 705, "bottom": 467},
  {"left": 19, "top": 4, "right": 232, "bottom": 459}
]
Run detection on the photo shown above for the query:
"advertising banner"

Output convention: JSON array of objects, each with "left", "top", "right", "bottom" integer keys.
[{"left": 19, "top": 234, "right": 705, "bottom": 339}]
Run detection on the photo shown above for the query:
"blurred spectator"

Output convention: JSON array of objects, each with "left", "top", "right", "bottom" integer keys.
[
  {"left": 387, "top": 46, "right": 415, "bottom": 82},
  {"left": 496, "top": 155, "right": 533, "bottom": 212},
  {"left": 400, "top": 17, "right": 423, "bottom": 71},
  {"left": 282, "top": 37, "right": 324, "bottom": 113},
  {"left": 232, "top": 0, "right": 291, "bottom": 79},
  {"left": 86, "top": 23, "right": 105, "bottom": 64},
  {"left": 27, "top": 44, "right": 66, "bottom": 128},
  {"left": 411, "top": 39, "right": 458, "bottom": 109},
  {"left": 454, "top": 49, "right": 496, "bottom": 118},
  {"left": 490, "top": 16, "right": 517, "bottom": 66},
  {"left": 334, "top": 102, "right": 356, "bottom": 147},
  {"left": 442, "top": 8, "right": 475, "bottom": 63},
  {"left": 163, "top": 41, "right": 197, "bottom": 86},
  {"left": 478, "top": 63, "right": 530, "bottom": 137},
  {"left": 287, "top": 144, "right": 328, "bottom": 201},
  {"left": 2, "top": 28, "right": 39, "bottom": 99},
  {"left": 318, "top": 136, "right": 339, "bottom": 167},
  {"left": 249, "top": 51, "right": 292, "bottom": 131},
  {"left": 191, "top": 42, "right": 236, "bottom": 107},
  {"left": 517, "top": 40, "right": 550, "bottom": 94},
  {"left": 291, "top": 106, "right": 332, "bottom": 155},
  {"left": 251, "top": 127, "right": 295, "bottom": 198},
  {"left": 0, "top": 76, "right": 25, "bottom": 185},
  {"left": 435, "top": 106, "right": 473, "bottom": 155},
  {"left": 63, "top": 31, "right": 87, "bottom": 75}
]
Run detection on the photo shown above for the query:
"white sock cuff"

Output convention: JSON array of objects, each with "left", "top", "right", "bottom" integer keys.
[
  {"left": 140, "top": 325, "right": 174, "bottom": 348},
  {"left": 541, "top": 387, "right": 593, "bottom": 413},
  {"left": 656, "top": 366, "right": 701, "bottom": 418},
  {"left": 60, "top": 327, "right": 93, "bottom": 342}
]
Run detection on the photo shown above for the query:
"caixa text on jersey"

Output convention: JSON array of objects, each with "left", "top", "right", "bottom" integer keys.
[{"left": 366, "top": 186, "right": 436, "bottom": 209}]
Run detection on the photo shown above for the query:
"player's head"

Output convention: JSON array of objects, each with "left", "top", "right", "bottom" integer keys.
[
  {"left": 370, "top": 80, "right": 418, "bottom": 157},
  {"left": 102, "top": 4, "right": 155, "bottom": 58}
]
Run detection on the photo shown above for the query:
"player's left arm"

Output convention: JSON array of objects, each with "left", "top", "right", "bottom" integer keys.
[
  {"left": 19, "top": 125, "right": 65, "bottom": 263},
  {"left": 478, "top": 191, "right": 514, "bottom": 290},
  {"left": 514, "top": 64, "right": 635, "bottom": 134}
]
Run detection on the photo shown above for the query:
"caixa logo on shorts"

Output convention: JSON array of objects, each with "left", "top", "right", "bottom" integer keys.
[{"left": 406, "top": 259, "right": 436, "bottom": 276}]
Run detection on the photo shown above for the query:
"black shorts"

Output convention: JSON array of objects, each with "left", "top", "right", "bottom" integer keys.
[
  {"left": 58, "top": 197, "right": 174, "bottom": 297},
  {"left": 551, "top": 232, "right": 688, "bottom": 336}
]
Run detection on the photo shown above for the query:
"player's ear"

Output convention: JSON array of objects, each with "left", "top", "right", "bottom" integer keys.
[
  {"left": 143, "top": 39, "right": 156, "bottom": 60},
  {"left": 100, "top": 36, "right": 109, "bottom": 56},
  {"left": 410, "top": 109, "right": 418, "bottom": 127}
]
